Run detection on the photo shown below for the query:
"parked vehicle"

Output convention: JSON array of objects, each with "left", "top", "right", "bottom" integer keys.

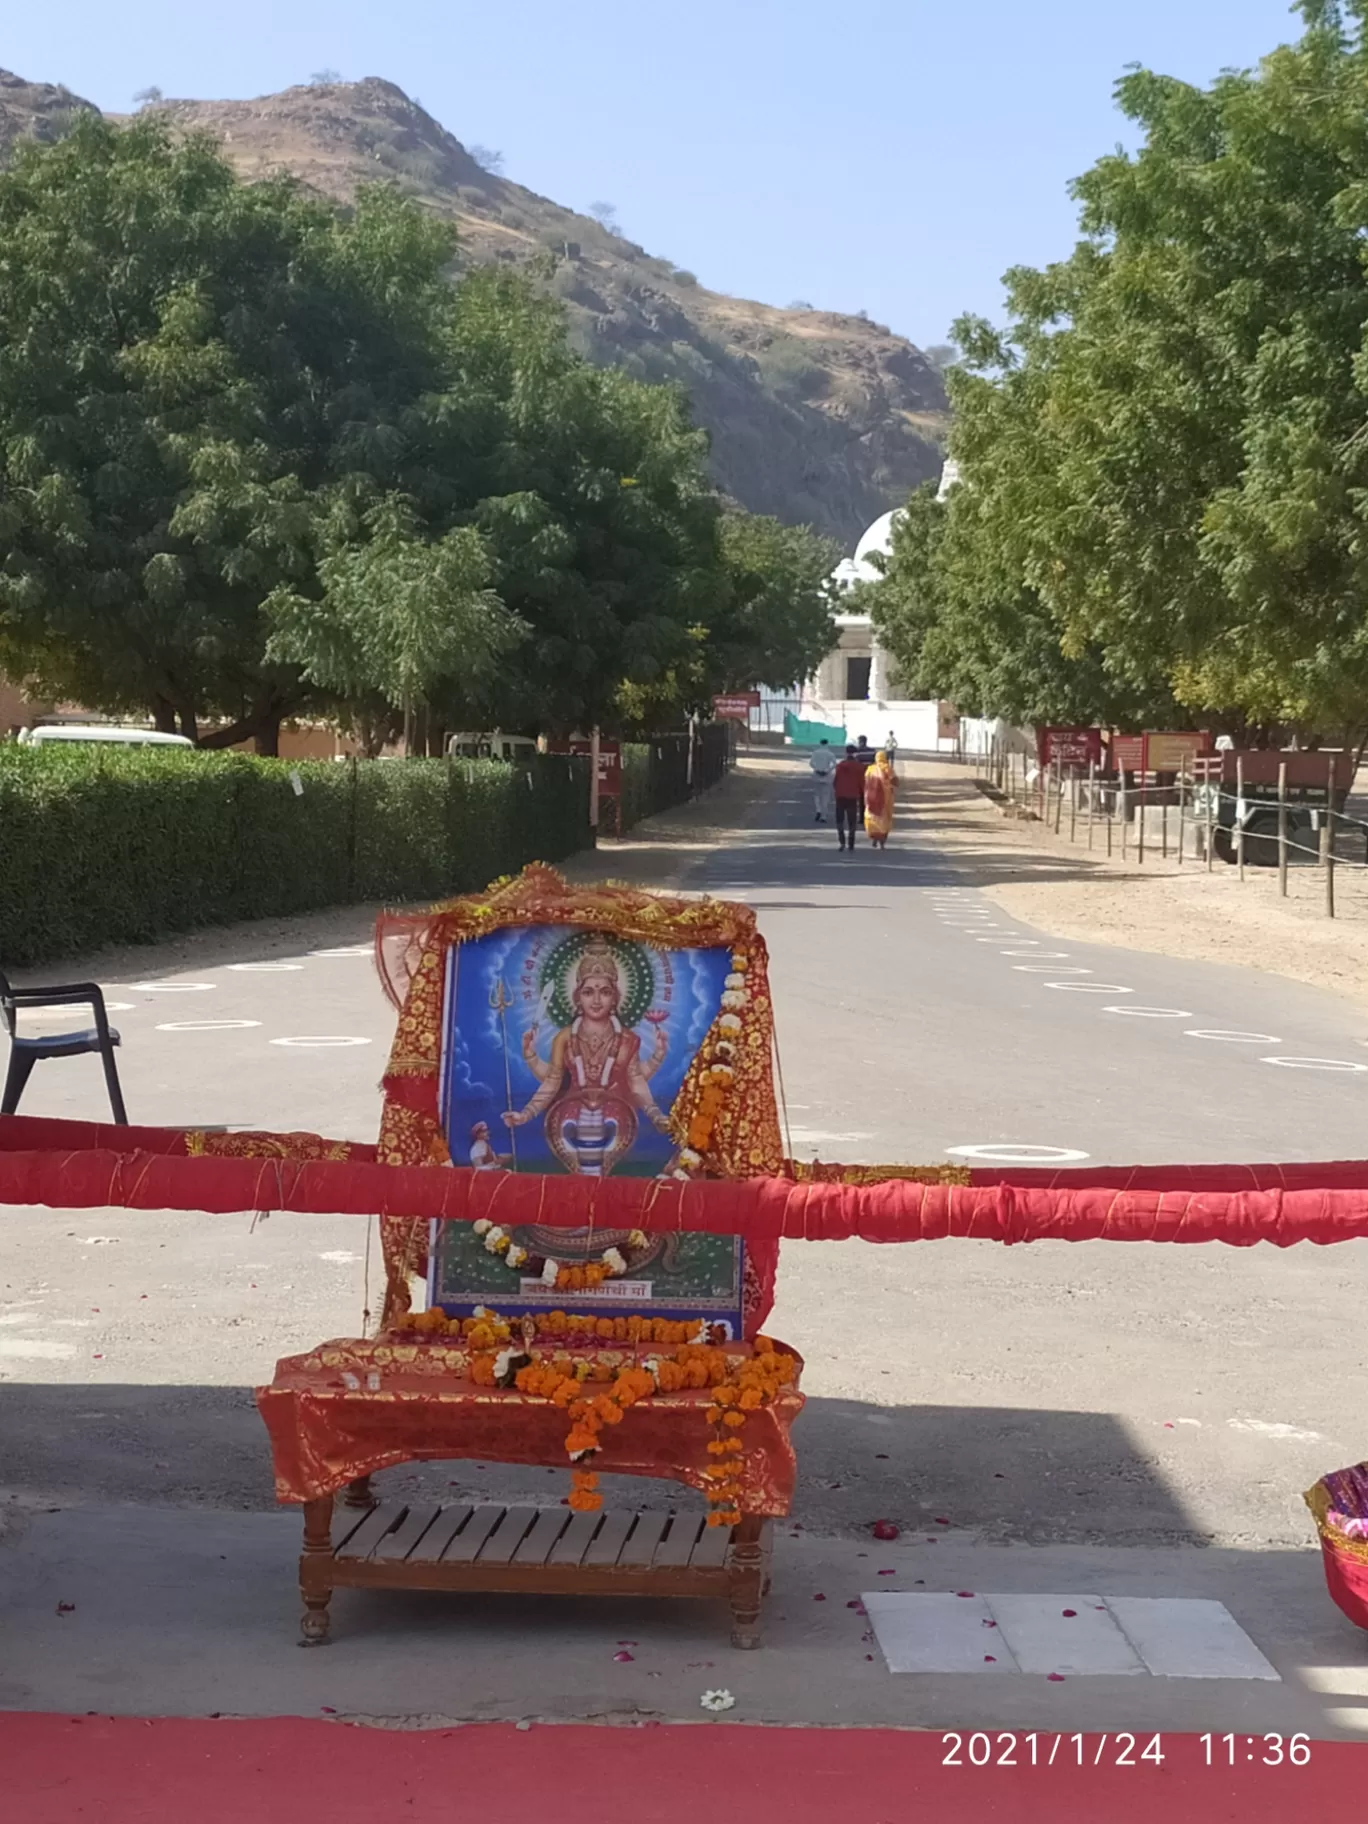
[{"left": 16, "top": 724, "right": 194, "bottom": 749}]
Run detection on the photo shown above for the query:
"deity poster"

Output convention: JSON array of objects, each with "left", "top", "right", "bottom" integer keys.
[{"left": 429, "top": 921, "right": 745, "bottom": 1328}]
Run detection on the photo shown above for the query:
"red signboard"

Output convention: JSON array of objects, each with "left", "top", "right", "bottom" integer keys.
[
  {"left": 1111, "top": 733, "right": 1145, "bottom": 774},
  {"left": 547, "top": 737, "right": 622, "bottom": 796},
  {"left": 712, "top": 695, "right": 756, "bottom": 722},
  {"left": 1037, "top": 726, "right": 1103, "bottom": 770}
]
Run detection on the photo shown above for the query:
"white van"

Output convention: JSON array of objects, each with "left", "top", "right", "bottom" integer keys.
[{"left": 17, "top": 724, "right": 194, "bottom": 749}]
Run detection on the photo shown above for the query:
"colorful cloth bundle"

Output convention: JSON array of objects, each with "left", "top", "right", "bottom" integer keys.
[{"left": 1306, "top": 1462, "right": 1368, "bottom": 1629}]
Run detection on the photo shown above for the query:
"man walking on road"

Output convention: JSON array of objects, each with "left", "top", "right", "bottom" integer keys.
[
  {"left": 832, "top": 745, "right": 865, "bottom": 850},
  {"left": 807, "top": 738, "right": 837, "bottom": 823}
]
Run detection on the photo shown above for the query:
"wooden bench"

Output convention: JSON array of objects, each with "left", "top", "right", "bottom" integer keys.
[{"left": 299, "top": 1481, "right": 773, "bottom": 1649}]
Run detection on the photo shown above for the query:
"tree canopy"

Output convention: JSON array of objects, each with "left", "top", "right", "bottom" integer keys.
[
  {"left": 871, "top": 2, "right": 1368, "bottom": 740},
  {"left": 0, "top": 116, "right": 836, "bottom": 747}
]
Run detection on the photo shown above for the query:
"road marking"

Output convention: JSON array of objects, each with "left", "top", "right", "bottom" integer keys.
[
  {"left": 1104, "top": 1006, "right": 1193, "bottom": 1018},
  {"left": 1261, "top": 1055, "right": 1368, "bottom": 1072},
  {"left": 319, "top": 1250, "right": 361, "bottom": 1264},
  {"left": 124, "top": 981, "right": 216, "bottom": 993},
  {"left": 309, "top": 945, "right": 372, "bottom": 958},
  {"left": 228, "top": 962, "right": 305, "bottom": 973},
  {"left": 1185, "top": 1029, "right": 1280, "bottom": 1044},
  {"left": 1006, "top": 952, "right": 1069, "bottom": 960},
  {"left": 0, "top": 1338, "right": 77, "bottom": 1360},
  {"left": 1229, "top": 1416, "right": 1325, "bottom": 1441},
  {"left": 155, "top": 1019, "right": 263, "bottom": 1032},
  {"left": 945, "top": 1143, "right": 1090, "bottom": 1163},
  {"left": 1044, "top": 982, "right": 1134, "bottom": 994},
  {"left": 1013, "top": 964, "right": 1090, "bottom": 974},
  {"left": 19, "top": 1002, "right": 132, "bottom": 1019},
  {"left": 269, "top": 1035, "right": 373, "bottom": 1048}
]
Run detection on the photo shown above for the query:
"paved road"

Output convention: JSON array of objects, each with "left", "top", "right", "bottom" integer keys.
[{"left": 2, "top": 757, "right": 1365, "bottom": 1561}]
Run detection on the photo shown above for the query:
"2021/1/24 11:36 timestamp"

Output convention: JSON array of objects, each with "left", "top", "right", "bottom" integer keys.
[
  {"left": 941, "top": 1734, "right": 1314, "bottom": 1768},
  {"left": 1201, "top": 1734, "right": 1313, "bottom": 1765}
]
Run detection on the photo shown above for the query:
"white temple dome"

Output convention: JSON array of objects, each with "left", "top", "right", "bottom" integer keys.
[{"left": 852, "top": 510, "right": 900, "bottom": 576}]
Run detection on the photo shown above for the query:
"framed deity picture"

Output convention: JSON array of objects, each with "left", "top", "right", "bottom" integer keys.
[{"left": 427, "top": 920, "right": 747, "bottom": 1331}]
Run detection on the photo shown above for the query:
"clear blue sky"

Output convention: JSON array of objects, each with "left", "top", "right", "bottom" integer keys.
[{"left": 6, "top": 0, "right": 1309, "bottom": 348}]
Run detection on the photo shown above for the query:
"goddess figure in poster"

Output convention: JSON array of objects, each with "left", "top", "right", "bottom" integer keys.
[{"left": 502, "top": 938, "right": 671, "bottom": 1175}]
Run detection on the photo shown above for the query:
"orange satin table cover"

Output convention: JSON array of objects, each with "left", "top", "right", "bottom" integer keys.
[{"left": 256, "top": 1337, "right": 805, "bottom": 1514}]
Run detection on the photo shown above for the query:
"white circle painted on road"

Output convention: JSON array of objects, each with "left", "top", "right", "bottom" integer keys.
[
  {"left": 228, "top": 962, "right": 305, "bottom": 973},
  {"left": 1005, "top": 950, "right": 1068, "bottom": 958},
  {"left": 1104, "top": 1006, "right": 1193, "bottom": 1019},
  {"left": 309, "top": 946, "right": 371, "bottom": 958},
  {"left": 1185, "top": 1029, "right": 1280, "bottom": 1044},
  {"left": 946, "top": 1143, "right": 1091, "bottom": 1164},
  {"left": 156, "top": 1019, "right": 263, "bottom": 1033},
  {"left": 1261, "top": 1056, "right": 1368, "bottom": 1072},
  {"left": 21, "top": 1002, "right": 133, "bottom": 1019},
  {"left": 1044, "top": 982, "right": 1134, "bottom": 994},
  {"left": 1013, "top": 964, "right": 1090, "bottom": 974},
  {"left": 125, "top": 981, "right": 216, "bottom": 993},
  {"left": 270, "top": 1035, "right": 373, "bottom": 1048}
]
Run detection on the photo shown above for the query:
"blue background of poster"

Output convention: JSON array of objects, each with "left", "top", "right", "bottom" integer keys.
[{"left": 440, "top": 923, "right": 729, "bottom": 1179}]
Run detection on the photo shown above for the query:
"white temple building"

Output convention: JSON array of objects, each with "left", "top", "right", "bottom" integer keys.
[{"left": 795, "top": 459, "right": 962, "bottom": 753}]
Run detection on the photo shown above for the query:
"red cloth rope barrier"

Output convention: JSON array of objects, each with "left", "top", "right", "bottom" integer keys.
[{"left": 3, "top": 1115, "right": 1368, "bottom": 1246}]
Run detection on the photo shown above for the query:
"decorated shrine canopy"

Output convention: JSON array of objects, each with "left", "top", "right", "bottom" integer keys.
[{"left": 3, "top": 1113, "right": 1368, "bottom": 1248}]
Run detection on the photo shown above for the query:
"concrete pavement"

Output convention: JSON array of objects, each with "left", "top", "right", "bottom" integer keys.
[{"left": 2, "top": 753, "right": 1366, "bottom": 1733}]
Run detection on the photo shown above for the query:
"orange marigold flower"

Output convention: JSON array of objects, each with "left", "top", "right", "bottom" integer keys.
[
  {"left": 738, "top": 1388, "right": 764, "bottom": 1410},
  {"left": 723, "top": 1410, "right": 746, "bottom": 1429},
  {"left": 568, "top": 1490, "right": 603, "bottom": 1512}
]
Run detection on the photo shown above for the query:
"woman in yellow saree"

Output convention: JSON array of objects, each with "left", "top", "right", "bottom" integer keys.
[{"left": 863, "top": 749, "right": 897, "bottom": 848}]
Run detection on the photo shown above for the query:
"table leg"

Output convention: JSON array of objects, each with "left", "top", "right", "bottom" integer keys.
[
  {"left": 728, "top": 1515, "right": 766, "bottom": 1649},
  {"left": 299, "top": 1495, "right": 335, "bottom": 1646},
  {"left": 343, "top": 1475, "right": 375, "bottom": 1509}
]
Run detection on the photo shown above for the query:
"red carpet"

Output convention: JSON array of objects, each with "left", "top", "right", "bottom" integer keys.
[{"left": 2, "top": 1716, "right": 1359, "bottom": 1824}]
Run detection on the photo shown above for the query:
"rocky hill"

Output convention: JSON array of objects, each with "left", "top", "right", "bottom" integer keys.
[{"left": 0, "top": 72, "right": 948, "bottom": 543}]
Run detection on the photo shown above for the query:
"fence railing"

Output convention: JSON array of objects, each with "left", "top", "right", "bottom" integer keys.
[{"left": 975, "top": 741, "right": 1368, "bottom": 920}]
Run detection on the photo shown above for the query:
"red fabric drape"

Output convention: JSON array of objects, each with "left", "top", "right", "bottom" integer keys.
[{"left": 5, "top": 1115, "right": 1368, "bottom": 1247}]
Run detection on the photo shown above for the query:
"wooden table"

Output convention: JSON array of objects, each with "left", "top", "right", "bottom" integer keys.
[
  {"left": 257, "top": 1337, "right": 802, "bottom": 1649},
  {"left": 300, "top": 1479, "right": 773, "bottom": 1648}
]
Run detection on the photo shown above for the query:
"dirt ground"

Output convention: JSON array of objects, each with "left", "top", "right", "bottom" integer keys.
[{"left": 903, "top": 756, "right": 1368, "bottom": 1019}]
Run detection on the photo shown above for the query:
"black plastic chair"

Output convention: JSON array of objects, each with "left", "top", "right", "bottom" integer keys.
[{"left": 0, "top": 968, "right": 128, "bottom": 1123}]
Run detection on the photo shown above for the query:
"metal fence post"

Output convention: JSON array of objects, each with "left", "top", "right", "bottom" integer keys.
[
  {"left": 1236, "top": 755, "right": 1245, "bottom": 882},
  {"left": 1277, "top": 760, "right": 1288, "bottom": 897},
  {"left": 1119, "top": 774, "right": 1128, "bottom": 859},
  {"left": 1087, "top": 759, "right": 1096, "bottom": 849},
  {"left": 1323, "top": 753, "right": 1336, "bottom": 918}
]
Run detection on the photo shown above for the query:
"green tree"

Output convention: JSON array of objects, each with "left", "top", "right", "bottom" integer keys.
[
  {"left": 710, "top": 513, "right": 839, "bottom": 693},
  {"left": 264, "top": 496, "right": 523, "bottom": 751},
  {"left": 0, "top": 115, "right": 461, "bottom": 750},
  {"left": 874, "top": 3, "right": 1368, "bottom": 739}
]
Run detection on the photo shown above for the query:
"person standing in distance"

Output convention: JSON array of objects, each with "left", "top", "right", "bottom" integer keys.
[
  {"left": 832, "top": 745, "right": 866, "bottom": 850},
  {"left": 808, "top": 737, "right": 836, "bottom": 822}
]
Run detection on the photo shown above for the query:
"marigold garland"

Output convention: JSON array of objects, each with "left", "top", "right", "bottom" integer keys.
[{"left": 395, "top": 1305, "right": 797, "bottom": 1522}]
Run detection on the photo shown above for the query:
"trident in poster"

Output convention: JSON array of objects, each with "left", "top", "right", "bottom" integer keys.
[{"left": 490, "top": 976, "right": 518, "bottom": 1169}]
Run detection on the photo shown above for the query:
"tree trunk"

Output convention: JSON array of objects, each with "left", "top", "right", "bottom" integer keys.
[
  {"left": 254, "top": 718, "right": 281, "bottom": 757},
  {"left": 152, "top": 698, "right": 178, "bottom": 735},
  {"left": 198, "top": 696, "right": 295, "bottom": 752},
  {"left": 177, "top": 705, "right": 198, "bottom": 745}
]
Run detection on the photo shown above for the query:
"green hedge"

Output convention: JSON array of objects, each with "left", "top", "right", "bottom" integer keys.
[{"left": 0, "top": 748, "right": 592, "bottom": 965}]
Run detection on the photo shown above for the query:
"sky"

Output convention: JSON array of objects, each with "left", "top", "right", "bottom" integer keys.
[{"left": 5, "top": 0, "right": 1312, "bottom": 349}]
